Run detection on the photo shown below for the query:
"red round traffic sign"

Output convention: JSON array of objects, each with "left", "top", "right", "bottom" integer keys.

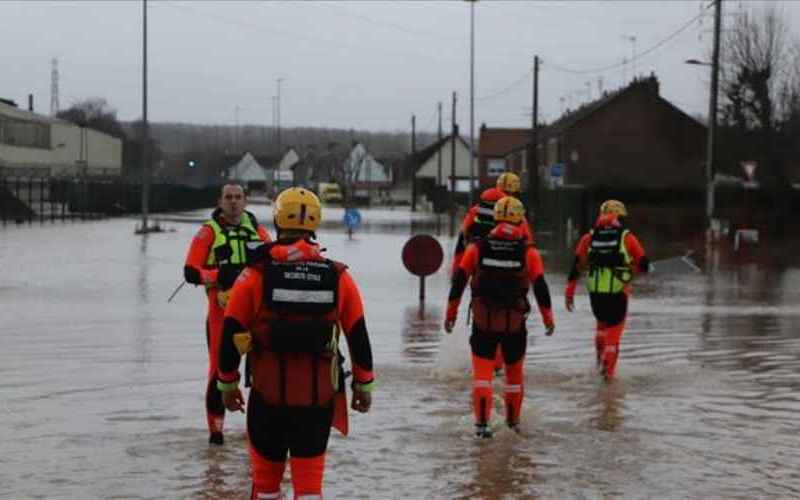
[{"left": 402, "top": 234, "right": 444, "bottom": 277}]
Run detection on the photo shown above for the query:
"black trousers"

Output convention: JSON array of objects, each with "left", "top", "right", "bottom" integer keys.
[
  {"left": 247, "top": 390, "right": 334, "bottom": 462},
  {"left": 589, "top": 293, "right": 628, "bottom": 326},
  {"left": 469, "top": 327, "right": 528, "bottom": 364}
]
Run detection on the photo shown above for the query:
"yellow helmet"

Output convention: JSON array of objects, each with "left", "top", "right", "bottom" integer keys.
[
  {"left": 273, "top": 187, "right": 322, "bottom": 232},
  {"left": 493, "top": 196, "right": 525, "bottom": 225},
  {"left": 599, "top": 199, "right": 628, "bottom": 217},
  {"left": 496, "top": 172, "right": 521, "bottom": 194}
]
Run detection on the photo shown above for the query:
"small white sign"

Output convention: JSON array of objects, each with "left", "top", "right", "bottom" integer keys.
[
  {"left": 274, "top": 170, "right": 294, "bottom": 182},
  {"left": 741, "top": 161, "right": 757, "bottom": 181}
]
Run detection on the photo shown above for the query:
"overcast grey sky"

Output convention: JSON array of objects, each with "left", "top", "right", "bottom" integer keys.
[{"left": 3, "top": 1, "right": 799, "bottom": 134}]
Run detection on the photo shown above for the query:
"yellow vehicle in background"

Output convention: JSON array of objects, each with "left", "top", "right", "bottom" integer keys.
[{"left": 318, "top": 182, "right": 343, "bottom": 204}]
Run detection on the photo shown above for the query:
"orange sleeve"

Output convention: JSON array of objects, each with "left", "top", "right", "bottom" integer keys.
[
  {"left": 624, "top": 232, "right": 647, "bottom": 274},
  {"left": 459, "top": 243, "right": 479, "bottom": 275},
  {"left": 223, "top": 267, "right": 261, "bottom": 328},
  {"left": 450, "top": 209, "right": 478, "bottom": 276},
  {"left": 184, "top": 225, "right": 218, "bottom": 285},
  {"left": 526, "top": 247, "right": 554, "bottom": 326},
  {"left": 257, "top": 225, "right": 271, "bottom": 242},
  {"left": 526, "top": 246, "right": 545, "bottom": 281},
  {"left": 446, "top": 243, "right": 479, "bottom": 320},
  {"left": 521, "top": 216, "right": 535, "bottom": 245},
  {"left": 218, "top": 267, "right": 262, "bottom": 382},
  {"left": 566, "top": 232, "right": 592, "bottom": 297},
  {"left": 337, "top": 270, "right": 374, "bottom": 385},
  {"left": 574, "top": 233, "right": 591, "bottom": 261}
]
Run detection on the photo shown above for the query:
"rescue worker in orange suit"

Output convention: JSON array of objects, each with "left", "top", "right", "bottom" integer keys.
[
  {"left": 449, "top": 173, "right": 536, "bottom": 373},
  {"left": 450, "top": 172, "right": 534, "bottom": 276},
  {"left": 564, "top": 199, "right": 650, "bottom": 380},
  {"left": 183, "top": 183, "right": 271, "bottom": 445},
  {"left": 217, "top": 187, "right": 374, "bottom": 499},
  {"left": 445, "top": 196, "right": 555, "bottom": 438}
]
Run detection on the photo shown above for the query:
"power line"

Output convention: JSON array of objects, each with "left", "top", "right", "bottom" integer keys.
[
  {"left": 476, "top": 70, "right": 533, "bottom": 102},
  {"left": 324, "top": 4, "right": 463, "bottom": 43},
  {"left": 543, "top": 8, "right": 709, "bottom": 75}
]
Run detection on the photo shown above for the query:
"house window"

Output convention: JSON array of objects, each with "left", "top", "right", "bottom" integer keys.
[
  {"left": 0, "top": 118, "right": 50, "bottom": 149},
  {"left": 487, "top": 158, "right": 506, "bottom": 176}
]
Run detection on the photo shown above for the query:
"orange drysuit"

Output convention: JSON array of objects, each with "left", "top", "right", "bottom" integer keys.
[
  {"left": 218, "top": 237, "right": 374, "bottom": 499},
  {"left": 565, "top": 214, "right": 649, "bottom": 379},
  {"left": 450, "top": 188, "right": 535, "bottom": 373},
  {"left": 183, "top": 208, "right": 270, "bottom": 438},
  {"left": 447, "top": 222, "right": 553, "bottom": 430}
]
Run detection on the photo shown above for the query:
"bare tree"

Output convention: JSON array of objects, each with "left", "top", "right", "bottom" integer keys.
[
  {"left": 57, "top": 97, "right": 126, "bottom": 139},
  {"left": 718, "top": 5, "right": 800, "bottom": 236}
]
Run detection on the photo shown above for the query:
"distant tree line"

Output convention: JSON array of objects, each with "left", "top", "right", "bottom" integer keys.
[{"left": 56, "top": 98, "right": 436, "bottom": 182}]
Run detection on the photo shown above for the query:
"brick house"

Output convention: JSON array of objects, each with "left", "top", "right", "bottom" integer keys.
[
  {"left": 477, "top": 126, "right": 530, "bottom": 187},
  {"left": 506, "top": 74, "right": 707, "bottom": 190}
]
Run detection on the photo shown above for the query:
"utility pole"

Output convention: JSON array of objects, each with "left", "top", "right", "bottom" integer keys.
[
  {"left": 449, "top": 91, "right": 458, "bottom": 237},
  {"left": 276, "top": 78, "right": 284, "bottom": 155},
  {"left": 139, "top": 0, "right": 151, "bottom": 234},
  {"left": 271, "top": 96, "right": 278, "bottom": 155},
  {"left": 468, "top": 0, "right": 476, "bottom": 206},
  {"left": 50, "top": 58, "right": 59, "bottom": 116},
  {"left": 234, "top": 105, "right": 240, "bottom": 154},
  {"left": 437, "top": 101, "right": 443, "bottom": 188},
  {"left": 706, "top": 0, "right": 722, "bottom": 238},
  {"left": 528, "top": 55, "right": 539, "bottom": 219},
  {"left": 411, "top": 114, "right": 417, "bottom": 212}
]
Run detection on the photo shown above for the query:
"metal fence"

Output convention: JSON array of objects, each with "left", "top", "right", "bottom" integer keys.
[{"left": 1, "top": 175, "right": 220, "bottom": 226}]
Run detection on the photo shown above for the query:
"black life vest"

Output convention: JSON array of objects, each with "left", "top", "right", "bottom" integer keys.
[
  {"left": 261, "top": 257, "right": 340, "bottom": 353},
  {"left": 249, "top": 254, "right": 345, "bottom": 408},
  {"left": 470, "top": 237, "right": 531, "bottom": 333}
]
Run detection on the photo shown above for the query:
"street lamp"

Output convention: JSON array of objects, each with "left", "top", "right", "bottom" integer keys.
[
  {"left": 276, "top": 78, "right": 284, "bottom": 154},
  {"left": 465, "top": 0, "right": 476, "bottom": 205},
  {"left": 686, "top": 56, "right": 718, "bottom": 239},
  {"left": 686, "top": 0, "right": 721, "bottom": 241}
]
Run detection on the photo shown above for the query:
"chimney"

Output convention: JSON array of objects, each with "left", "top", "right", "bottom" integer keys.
[
  {"left": 645, "top": 73, "right": 660, "bottom": 95},
  {"left": 28, "top": 94, "right": 33, "bottom": 111}
]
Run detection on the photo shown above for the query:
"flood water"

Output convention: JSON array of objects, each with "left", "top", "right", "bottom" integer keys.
[{"left": 2, "top": 206, "right": 800, "bottom": 499}]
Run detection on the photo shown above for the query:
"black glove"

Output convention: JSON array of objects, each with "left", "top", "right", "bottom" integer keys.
[
  {"left": 217, "top": 265, "right": 242, "bottom": 290},
  {"left": 183, "top": 266, "right": 203, "bottom": 285}
]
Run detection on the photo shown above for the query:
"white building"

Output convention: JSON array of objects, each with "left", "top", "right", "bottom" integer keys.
[
  {"left": 227, "top": 152, "right": 268, "bottom": 183},
  {"left": 344, "top": 142, "right": 392, "bottom": 187},
  {"left": 0, "top": 99, "right": 122, "bottom": 176},
  {"left": 414, "top": 134, "right": 474, "bottom": 192}
]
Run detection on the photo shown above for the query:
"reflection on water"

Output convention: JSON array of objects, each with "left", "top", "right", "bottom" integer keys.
[
  {"left": 584, "top": 381, "right": 626, "bottom": 432},
  {"left": 459, "top": 439, "right": 541, "bottom": 500},
  {"left": 401, "top": 304, "right": 442, "bottom": 362}
]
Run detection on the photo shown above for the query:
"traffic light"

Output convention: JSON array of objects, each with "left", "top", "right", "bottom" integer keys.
[{"left": 188, "top": 160, "right": 197, "bottom": 168}]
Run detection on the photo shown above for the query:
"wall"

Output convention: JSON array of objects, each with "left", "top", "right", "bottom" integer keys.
[
  {"left": 563, "top": 90, "right": 705, "bottom": 189},
  {"left": 0, "top": 121, "right": 121, "bottom": 175}
]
